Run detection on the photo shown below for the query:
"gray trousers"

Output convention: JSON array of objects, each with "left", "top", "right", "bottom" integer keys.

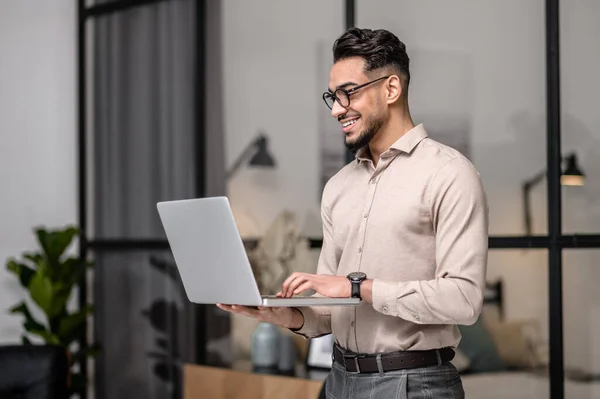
[{"left": 324, "top": 360, "right": 465, "bottom": 399}]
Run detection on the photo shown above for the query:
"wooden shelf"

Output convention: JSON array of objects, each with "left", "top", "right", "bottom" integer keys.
[{"left": 184, "top": 364, "right": 324, "bottom": 399}]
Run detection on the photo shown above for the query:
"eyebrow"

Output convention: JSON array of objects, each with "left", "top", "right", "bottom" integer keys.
[{"left": 327, "top": 81, "right": 358, "bottom": 93}]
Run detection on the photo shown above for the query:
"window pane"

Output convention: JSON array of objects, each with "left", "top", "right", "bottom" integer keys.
[
  {"left": 222, "top": 0, "right": 344, "bottom": 239},
  {"left": 357, "top": 1, "right": 547, "bottom": 236},
  {"left": 563, "top": 250, "right": 600, "bottom": 399},
  {"left": 560, "top": 1, "right": 600, "bottom": 235},
  {"left": 460, "top": 249, "right": 550, "bottom": 398}
]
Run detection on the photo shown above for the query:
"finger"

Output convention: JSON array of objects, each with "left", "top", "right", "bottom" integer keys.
[
  {"left": 232, "top": 305, "right": 257, "bottom": 318},
  {"left": 286, "top": 275, "right": 311, "bottom": 297},
  {"left": 282, "top": 276, "right": 298, "bottom": 297},
  {"left": 231, "top": 305, "right": 249, "bottom": 314},
  {"left": 281, "top": 272, "right": 302, "bottom": 297},
  {"left": 285, "top": 274, "right": 309, "bottom": 297},
  {"left": 293, "top": 281, "right": 313, "bottom": 295}
]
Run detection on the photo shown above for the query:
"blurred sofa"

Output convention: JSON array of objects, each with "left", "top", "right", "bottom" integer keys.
[{"left": 0, "top": 345, "right": 69, "bottom": 399}]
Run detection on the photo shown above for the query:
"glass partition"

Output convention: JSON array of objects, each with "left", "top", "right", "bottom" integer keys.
[
  {"left": 559, "top": 0, "right": 600, "bottom": 235},
  {"left": 222, "top": 0, "right": 344, "bottom": 240},
  {"left": 460, "top": 249, "right": 549, "bottom": 398},
  {"left": 562, "top": 250, "right": 600, "bottom": 399},
  {"left": 356, "top": 0, "right": 547, "bottom": 237}
]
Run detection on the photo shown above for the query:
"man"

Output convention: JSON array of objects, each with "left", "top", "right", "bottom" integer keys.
[{"left": 218, "top": 27, "right": 488, "bottom": 398}]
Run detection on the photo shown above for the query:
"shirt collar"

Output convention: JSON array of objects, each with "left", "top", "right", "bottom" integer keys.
[{"left": 355, "top": 123, "right": 428, "bottom": 163}]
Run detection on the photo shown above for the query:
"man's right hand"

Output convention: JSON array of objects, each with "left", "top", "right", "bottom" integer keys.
[{"left": 216, "top": 304, "right": 304, "bottom": 330}]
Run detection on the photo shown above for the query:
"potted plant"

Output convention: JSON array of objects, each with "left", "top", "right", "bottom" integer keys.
[{"left": 5, "top": 225, "right": 99, "bottom": 396}]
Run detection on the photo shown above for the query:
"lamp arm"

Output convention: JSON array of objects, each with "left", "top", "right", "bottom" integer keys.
[
  {"left": 523, "top": 182, "right": 533, "bottom": 236},
  {"left": 522, "top": 169, "right": 547, "bottom": 235},
  {"left": 226, "top": 138, "right": 258, "bottom": 179}
]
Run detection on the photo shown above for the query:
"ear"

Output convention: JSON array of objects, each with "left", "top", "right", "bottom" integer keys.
[{"left": 385, "top": 75, "right": 402, "bottom": 104}]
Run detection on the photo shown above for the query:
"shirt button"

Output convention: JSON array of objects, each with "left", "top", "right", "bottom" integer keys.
[
  {"left": 351, "top": 321, "right": 355, "bottom": 327},
  {"left": 370, "top": 178, "right": 377, "bottom": 184},
  {"left": 382, "top": 306, "right": 388, "bottom": 313},
  {"left": 357, "top": 247, "right": 362, "bottom": 253},
  {"left": 363, "top": 213, "right": 368, "bottom": 218}
]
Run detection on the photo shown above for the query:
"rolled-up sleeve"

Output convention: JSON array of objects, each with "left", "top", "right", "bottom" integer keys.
[
  {"left": 372, "top": 157, "right": 488, "bottom": 325},
  {"left": 291, "top": 184, "right": 340, "bottom": 338}
]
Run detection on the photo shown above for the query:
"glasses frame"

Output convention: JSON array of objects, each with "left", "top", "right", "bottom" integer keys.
[{"left": 322, "top": 75, "right": 390, "bottom": 110}]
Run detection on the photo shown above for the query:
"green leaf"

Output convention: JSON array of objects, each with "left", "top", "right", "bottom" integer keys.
[
  {"left": 61, "top": 257, "right": 87, "bottom": 287},
  {"left": 49, "top": 284, "right": 72, "bottom": 319},
  {"left": 27, "top": 327, "right": 61, "bottom": 345},
  {"left": 23, "top": 252, "right": 44, "bottom": 266},
  {"left": 58, "top": 306, "right": 92, "bottom": 342},
  {"left": 6, "top": 259, "right": 36, "bottom": 287},
  {"left": 22, "top": 335, "right": 32, "bottom": 345},
  {"left": 35, "top": 226, "right": 79, "bottom": 267},
  {"left": 9, "top": 302, "right": 46, "bottom": 332},
  {"left": 28, "top": 271, "right": 54, "bottom": 316}
]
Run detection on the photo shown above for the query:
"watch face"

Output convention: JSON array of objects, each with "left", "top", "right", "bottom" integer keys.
[{"left": 347, "top": 272, "right": 367, "bottom": 281}]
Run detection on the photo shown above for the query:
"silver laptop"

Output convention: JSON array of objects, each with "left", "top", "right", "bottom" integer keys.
[{"left": 156, "top": 196, "right": 360, "bottom": 307}]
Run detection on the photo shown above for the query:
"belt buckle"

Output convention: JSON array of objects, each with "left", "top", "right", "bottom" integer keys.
[{"left": 343, "top": 353, "right": 365, "bottom": 373}]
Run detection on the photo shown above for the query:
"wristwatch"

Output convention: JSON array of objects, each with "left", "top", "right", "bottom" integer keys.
[{"left": 347, "top": 272, "right": 367, "bottom": 299}]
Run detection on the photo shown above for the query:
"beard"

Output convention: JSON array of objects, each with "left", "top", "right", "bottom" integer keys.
[{"left": 345, "top": 114, "right": 384, "bottom": 153}]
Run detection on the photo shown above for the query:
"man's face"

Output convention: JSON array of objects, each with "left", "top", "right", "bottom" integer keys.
[{"left": 327, "top": 57, "right": 387, "bottom": 152}]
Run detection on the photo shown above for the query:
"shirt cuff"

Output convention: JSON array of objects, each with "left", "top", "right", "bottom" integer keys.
[
  {"left": 372, "top": 279, "right": 399, "bottom": 317},
  {"left": 289, "top": 306, "right": 331, "bottom": 339},
  {"left": 372, "top": 279, "right": 424, "bottom": 323}
]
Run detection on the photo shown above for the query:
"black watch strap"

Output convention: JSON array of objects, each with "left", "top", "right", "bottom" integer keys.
[
  {"left": 347, "top": 272, "right": 366, "bottom": 299},
  {"left": 351, "top": 281, "right": 361, "bottom": 299}
]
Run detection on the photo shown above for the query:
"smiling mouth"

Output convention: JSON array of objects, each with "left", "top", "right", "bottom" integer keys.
[{"left": 341, "top": 117, "right": 360, "bottom": 133}]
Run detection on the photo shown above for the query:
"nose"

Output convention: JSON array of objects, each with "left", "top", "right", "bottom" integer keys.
[{"left": 331, "top": 100, "right": 347, "bottom": 119}]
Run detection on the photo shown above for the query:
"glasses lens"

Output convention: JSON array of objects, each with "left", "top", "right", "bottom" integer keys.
[
  {"left": 323, "top": 93, "right": 335, "bottom": 109},
  {"left": 335, "top": 89, "right": 350, "bottom": 107}
]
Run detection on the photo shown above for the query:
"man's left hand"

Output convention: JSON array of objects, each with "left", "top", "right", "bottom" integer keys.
[{"left": 277, "top": 273, "right": 351, "bottom": 298}]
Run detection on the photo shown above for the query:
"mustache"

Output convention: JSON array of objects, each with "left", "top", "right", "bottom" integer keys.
[{"left": 338, "top": 113, "right": 361, "bottom": 122}]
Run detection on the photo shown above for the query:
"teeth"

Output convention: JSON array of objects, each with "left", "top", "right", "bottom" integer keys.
[{"left": 342, "top": 118, "right": 358, "bottom": 127}]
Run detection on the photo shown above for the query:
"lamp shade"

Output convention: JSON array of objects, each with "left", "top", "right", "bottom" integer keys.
[
  {"left": 249, "top": 135, "right": 276, "bottom": 167},
  {"left": 561, "top": 154, "right": 585, "bottom": 186}
]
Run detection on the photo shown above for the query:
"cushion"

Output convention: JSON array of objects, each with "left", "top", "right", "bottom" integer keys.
[{"left": 483, "top": 317, "right": 547, "bottom": 369}]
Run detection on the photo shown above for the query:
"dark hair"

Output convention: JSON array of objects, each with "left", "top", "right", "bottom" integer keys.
[{"left": 332, "top": 27, "right": 410, "bottom": 92}]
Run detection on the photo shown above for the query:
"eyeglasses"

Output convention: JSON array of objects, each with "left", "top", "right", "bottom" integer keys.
[{"left": 322, "top": 76, "right": 390, "bottom": 110}]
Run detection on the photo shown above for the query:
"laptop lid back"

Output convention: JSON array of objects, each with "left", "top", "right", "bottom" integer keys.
[{"left": 156, "top": 196, "right": 263, "bottom": 306}]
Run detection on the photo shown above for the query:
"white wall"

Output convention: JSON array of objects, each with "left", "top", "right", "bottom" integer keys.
[
  {"left": 222, "top": 0, "right": 600, "bottom": 378},
  {"left": 222, "top": 0, "right": 344, "bottom": 239},
  {"left": 0, "top": 0, "right": 77, "bottom": 343}
]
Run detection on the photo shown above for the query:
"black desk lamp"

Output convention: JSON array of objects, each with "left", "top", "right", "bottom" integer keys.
[
  {"left": 226, "top": 132, "right": 276, "bottom": 179},
  {"left": 522, "top": 152, "right": 585, "bottom": 235}
]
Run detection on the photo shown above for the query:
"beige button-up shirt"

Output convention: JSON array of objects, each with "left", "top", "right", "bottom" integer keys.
[{"left": 295, "top": 124, "right": 488, "bottom": 354}]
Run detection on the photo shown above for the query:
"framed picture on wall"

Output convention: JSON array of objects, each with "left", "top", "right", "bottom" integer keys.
[{"left": 306, "top": 334, "right": 334, "bottom": 370}]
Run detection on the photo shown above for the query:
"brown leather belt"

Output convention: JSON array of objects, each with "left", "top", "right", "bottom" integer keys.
[{"left": 333, "top": 344, "right": 455, "bottom": 374}]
